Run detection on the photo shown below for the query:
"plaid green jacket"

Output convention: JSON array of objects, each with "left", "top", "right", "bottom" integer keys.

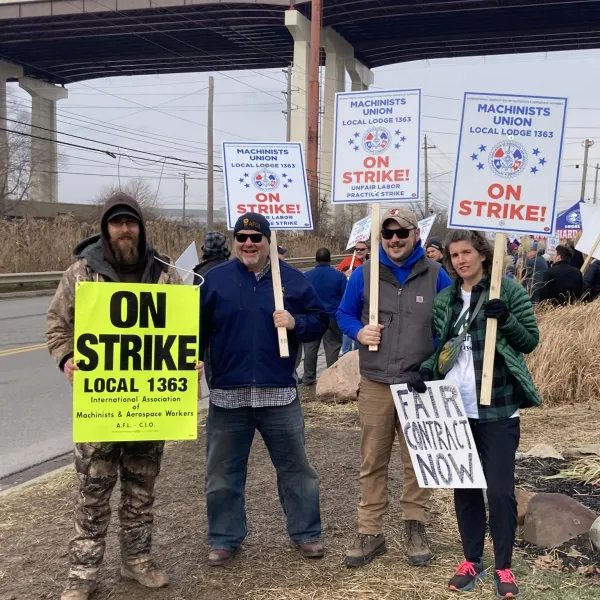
[{"left": 421, "top": 275, "right": 541, "bottom": 422}]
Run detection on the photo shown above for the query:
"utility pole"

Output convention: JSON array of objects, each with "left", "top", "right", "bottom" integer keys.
[
  {"left": 180, "top": 172, "right": 187, "bottom": 223},
  {"left": 580, "top": 139, "right": 594, "bottom": 201},
  {"left": 422, "top": 135, "right": 435, "bottom": 215},
  {"left": 307, "top": 0, "right": 322, "bottom": 231},
  {"left": 282, "top": 65, "right": 292, "bottom": 142},
  {"left": 594, "top": 163, "right": 599, "bottom": 204},
  {"left": 207, "top": 75, "right": 214, "bottom": 229}
]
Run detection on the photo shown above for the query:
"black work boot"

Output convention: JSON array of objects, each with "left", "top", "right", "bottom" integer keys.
[
  {"left": 404, "top": 520, "right": 432, "bottom": 566},
  {"left": 344, "top": 533, "right": 387, "bottom": 567}
]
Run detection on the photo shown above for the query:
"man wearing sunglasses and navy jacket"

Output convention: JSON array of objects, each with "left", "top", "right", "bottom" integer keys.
[
  {"left": 337, "top": 207, "right": 451, "bottom": 569},
  {"left": 199, "top": 212, "right": 329, "bottom": 567}
]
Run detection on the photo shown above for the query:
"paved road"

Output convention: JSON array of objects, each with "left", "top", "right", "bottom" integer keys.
[
  {"left": 0, "top": 296, "right": 323, "bottom": 480},
  {"left": 0, "top": 296, "right": 69, "bottom": 479}
]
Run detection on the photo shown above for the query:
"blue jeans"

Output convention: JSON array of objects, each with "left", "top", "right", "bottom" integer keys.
[
  {"left": 341, "top": 334, "right": 358, "bottom": 355},
  {"left": 205, "top": 396, "right": 322, "bottom": 551}
]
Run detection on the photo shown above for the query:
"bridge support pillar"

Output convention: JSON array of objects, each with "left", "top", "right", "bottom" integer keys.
[
  {"left": 322, "top": 28, "right": 355, "bottom": 226},
  {"left": 19, "top": 78, "right": 68, "bottom": 203},
  {"left": 285, "top": 8, "right": 310, "bottom": 152},
  {"left": 346, "top": 58, "right": 373, "bottom": 91},
  {"left": 0, "top": 61, "right": 23, "bottom": 211}
]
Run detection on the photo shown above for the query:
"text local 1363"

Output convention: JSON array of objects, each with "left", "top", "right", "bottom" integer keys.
[{"left": 76, "top": 290, "right": 197, "bottom": 393}]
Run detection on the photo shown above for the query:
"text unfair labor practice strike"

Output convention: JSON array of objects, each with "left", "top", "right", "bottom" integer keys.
[
  {"left": 222, "top": 142, "right": 312, "bottom": 230},
  {"left": 73, "top": 283, "right": 200, "bottom": 442},
  {"left": 332, "top": 90, "right": 421, "bottom": 203},
  {"left": 450, "top": 93, "right": 567, "bottom": 235}
]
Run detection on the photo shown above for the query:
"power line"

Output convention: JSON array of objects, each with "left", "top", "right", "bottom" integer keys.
[
  {"left": 1, "top": 126, "right": 221, "bottom": 175},
  {"left": 6, "top": 97, "right": 219, "bottom": 156},
  {"left": 3, "top": 117, "right": 222, "bottom": 171}
]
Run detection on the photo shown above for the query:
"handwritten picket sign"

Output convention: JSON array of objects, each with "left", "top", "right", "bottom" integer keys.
[{"left": 391, "top": 381, "right": 487, "bottom": 489}]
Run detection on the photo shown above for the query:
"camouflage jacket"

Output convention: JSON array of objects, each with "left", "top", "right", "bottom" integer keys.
[{"left": 46, "top": 235, "right": 182, "bottom": 370}]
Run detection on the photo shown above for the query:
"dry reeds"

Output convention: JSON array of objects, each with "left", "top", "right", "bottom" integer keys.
[
  {"left": 0, "top": 217, "right": 346, "bottom": 273},
  {"left": 549, "top": 457, "right": 600, "bottom": 487},
  {"left": 526, "top": 302, "right": 600, "bottom": 406}
]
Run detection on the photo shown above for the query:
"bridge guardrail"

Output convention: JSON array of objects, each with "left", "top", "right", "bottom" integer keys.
[{"left": 0, "top": 255, "right": 353, "bottom": 286}]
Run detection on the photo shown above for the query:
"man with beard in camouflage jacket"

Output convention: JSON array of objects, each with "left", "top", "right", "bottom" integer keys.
[{"left": 46, "top": 192, "right": 199, "bottom": 600}]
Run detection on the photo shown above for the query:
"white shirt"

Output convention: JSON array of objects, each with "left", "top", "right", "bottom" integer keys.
[
  {"left": 444, "top": 287, "right": 520, "bottom": 420},
  {"left": 445, "top": 288, "right": 479, "bottom": 419}
]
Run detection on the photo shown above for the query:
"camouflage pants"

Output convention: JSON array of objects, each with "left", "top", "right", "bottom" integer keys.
[{"left": 68, "top": 441, "right": 164, "bottom": 580}]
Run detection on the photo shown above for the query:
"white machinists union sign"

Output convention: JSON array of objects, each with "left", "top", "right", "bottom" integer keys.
[
  {"left": 222, "top": 142, "right": 312, "bottom": 230},
  {"left": 449, "top": 92, "right": 567, "bottom": 236},
  {"left": 332, "top": 89, "right": 421, "bottom": 204}
]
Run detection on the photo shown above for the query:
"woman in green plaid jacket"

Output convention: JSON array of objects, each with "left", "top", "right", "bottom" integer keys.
[{"left": 420, "top": 230, "right": 540, "bottom": 600}]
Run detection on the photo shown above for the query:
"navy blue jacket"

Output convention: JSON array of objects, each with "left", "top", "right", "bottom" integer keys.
[
  {"left": 200, "top": 258, "right": 328, "bottom": 389},
  {"left": 304, "top": 263, "right": 347, "bottom": 319}
]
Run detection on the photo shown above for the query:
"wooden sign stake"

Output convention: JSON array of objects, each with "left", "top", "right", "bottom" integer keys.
[
  {"left": 369, "top": 203, "right": 380, "bottom": 352},
  {"left": 349, "top": 251, "right": 356, "bottom": 272},
  {"left": 269, "top": 230, "right": 290, "bottom": 358},
  {"left": 580, "top": 233, "right": 600, "bottom": 274},
  {"left": 480, "top": 232, "right": 506, "bottom": 406}
]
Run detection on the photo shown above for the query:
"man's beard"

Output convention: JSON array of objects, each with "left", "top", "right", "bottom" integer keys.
[{"left": 111, "top": 237, "right": 139, "bottom": 265}]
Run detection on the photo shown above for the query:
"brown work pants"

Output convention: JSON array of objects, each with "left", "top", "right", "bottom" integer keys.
[{"left": 357, "top": 377, "right": 431, "bottom": 534}]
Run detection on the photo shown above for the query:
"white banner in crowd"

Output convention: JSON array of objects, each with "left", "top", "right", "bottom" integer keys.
[
  {"left": 449, "top": 92, "right": 567, "bottom": 236},
  {"left": 418, "top": 214, "right": 437, "bottom": 244},
  {"left": 576, "top": 202, "right": 600, "bottom": 260},
  {"left": 222, "top": 142, "right": 313, "bottom": 230},
  {"left": 346, "top": 215, "right": 372, "bottom": 249},
  {"left": 545, "top": 232, "right": 561, "bottom": 255},
  {"left": 391, "top": 381, "right": 487, "bottom": 489},
  {"left": 332, "top": 89, "right": 421, "bottom": 204},
  {"left": 346, "top": 212, "right": 436, "bottom": 250},
  {"left": 175, "top": 241, "right": 199, "bottom": 284}
]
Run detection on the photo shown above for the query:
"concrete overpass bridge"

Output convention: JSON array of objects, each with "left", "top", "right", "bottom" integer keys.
[{"left": 1, "top": 0, "right": 599, "bottom": 205}]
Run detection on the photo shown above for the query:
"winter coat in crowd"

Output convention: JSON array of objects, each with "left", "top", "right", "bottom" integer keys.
[{"left": 541, "top": 260, "right": 583, "bottom": 305}]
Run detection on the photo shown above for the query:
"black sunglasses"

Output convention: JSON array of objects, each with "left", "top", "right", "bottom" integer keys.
[
  {"left": 235, "top": 233, "right": 264, "bottom": 244},
  {"left": 354, "top": 246, "right": 368, "bottom": 252},
  {"left": 381, "top": 227, "right": 414, "bottom": 240}
]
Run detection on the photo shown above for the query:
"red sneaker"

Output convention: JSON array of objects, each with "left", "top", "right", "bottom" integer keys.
[
  {"left": 494, "top": 569, "right": 519, "bottom": 598},
  {"left": 448, "top": 559, "right": 485, "bottom": 592}
]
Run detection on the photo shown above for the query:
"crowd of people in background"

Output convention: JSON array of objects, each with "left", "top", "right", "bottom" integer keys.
[{"left": 506, "top": 234, "right": 598, "bottom": 304}]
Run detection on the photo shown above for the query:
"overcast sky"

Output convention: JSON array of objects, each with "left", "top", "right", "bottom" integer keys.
[{"left": 8, "top": 48, "right": 600, "bottom": 216}]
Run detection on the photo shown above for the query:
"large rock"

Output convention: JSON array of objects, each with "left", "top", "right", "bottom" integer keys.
[
  {"left": 316, "top": 350, "right": 360, "bottom": 404},
  {"left": 563, "top": 444, "right": 600, "bottom": 459},
  {"left": 524, "top": 444, "right": 564, "bottom": 460},
  {"left": 591, "top": 516, "right": 600, "bottom": 550},
  {"left": 523, "top": 493, "right": 598, "bottom": 549},
  {"left": 515, "top": 488, "right": 537, "bottom": 526}
]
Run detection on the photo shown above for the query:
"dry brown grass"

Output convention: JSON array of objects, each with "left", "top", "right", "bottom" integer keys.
[
  {"left": 0, "top": 218, "right": 347, "bottom": 273},
  {"left": 1, "top": 402, "right": 599, "bottom": 600},
  {"left": 526, "top": 302, "right": 600, "bottom": 406}
]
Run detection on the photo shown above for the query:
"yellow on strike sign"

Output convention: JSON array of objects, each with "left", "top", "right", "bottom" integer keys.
[{"left": 73, "top": 282, "right": 200, "bottom": 442}]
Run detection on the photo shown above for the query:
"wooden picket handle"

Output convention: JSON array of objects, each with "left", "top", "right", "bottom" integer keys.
[
  {"left": 580, "top": 233, "right": 600, "bottom": 274},
  {"left": 369, "top": 203, "right": 380, "bottom": 352},
  {"left": 480, "top": 233, "right": 506, "bottom": 406},
  {"left": 269, "top": 230, "right": 290, "bottom": 358},
  {"left": 349, "top": 251, "right": 356, "bottom": 271}
]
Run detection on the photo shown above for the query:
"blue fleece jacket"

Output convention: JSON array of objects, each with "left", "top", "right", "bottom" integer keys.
[
  {"left": 336, "top": 242, "right": 452, "bottom": 341},
  {"left": 304, "top": 263, "right": 347, "bottom": 319},
  {"left": 200, "top": 258, "right": 328, "bottom": 389}
]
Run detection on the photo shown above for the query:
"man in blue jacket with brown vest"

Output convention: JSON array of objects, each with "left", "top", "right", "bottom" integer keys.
[
  {"left": 337, "top": 207, "right": 451, "bottom": 568},
  {"left": 200, "top": 212, "right": 329, "bottom": 566}
]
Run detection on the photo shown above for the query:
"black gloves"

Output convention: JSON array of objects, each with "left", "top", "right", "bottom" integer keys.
[
  {"left": 406, "top": 370, "right": 431, "bottom": 394},
  {"left": 484, "top": 299, "right": 509, "bottom": 325}
]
